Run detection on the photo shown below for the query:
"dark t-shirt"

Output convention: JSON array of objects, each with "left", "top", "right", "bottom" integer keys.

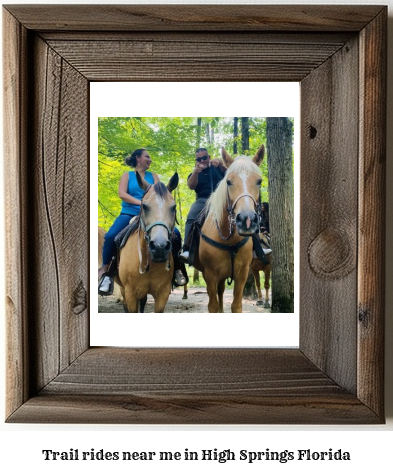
[{"left": 188, "top": 166, "right": 225, "bottom": 200}]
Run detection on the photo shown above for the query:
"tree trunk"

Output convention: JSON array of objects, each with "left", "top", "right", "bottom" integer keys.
[
  {"left": 233, "top": 117, "right": 238, "bottom": 154},
  {"left": 196, "top": 117, "right": 202, "bottom": 150},
  {"left": 205, "top": 123, "right": 211, "bottom": 144},
  {"left": 175, "top": 187, "right": 183, "bottom": 228},
  {"left": 241, "top": 117, "right": 249, "bottom": 152},
  {"left": 193, "top": 117, "right": 203, "bottom": 284},
  {"left": 266, "top": 117, "right": 294, "bottom": 313}
]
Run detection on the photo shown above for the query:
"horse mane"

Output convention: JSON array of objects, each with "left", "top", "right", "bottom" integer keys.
[
  {"left": 152, "top": 181, "right": 169, "bottom": 199},
  {"left": 205, "top": 156, "right": 261, "bottom": 227}
]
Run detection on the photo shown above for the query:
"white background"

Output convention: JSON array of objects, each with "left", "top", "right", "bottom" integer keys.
[
  {"left": 90, "top": 82, "right": 300, "bottom": 347},
  {"left": 1, "top": 0, "right": 392, "bottom": 472}
]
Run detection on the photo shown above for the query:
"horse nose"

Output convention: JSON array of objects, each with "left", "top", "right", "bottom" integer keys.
[
  {"left": 236, "top": 211, "right": 259, "bottom": 233},
  {"left": 148, "top": 239, "right": 172, "bottom": 260}
]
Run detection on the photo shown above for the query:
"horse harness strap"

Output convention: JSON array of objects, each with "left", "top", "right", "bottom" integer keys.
[
  {"left": 138, "top": 219, "right": 174, "bottom": 274},
  {"left": 200, "top": 230, "right": 250, "bottom": 285},
  {"left": 217, "top": 190, "right": 261, "bottom": 241},
  {"left": 141, "top": 220, "right": 173, "bottom": 236},
  {"left": 229, "top": 192, "right": 258, "bottom": 211}
]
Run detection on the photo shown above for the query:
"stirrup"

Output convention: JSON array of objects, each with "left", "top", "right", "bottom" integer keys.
[{"left": 98, "top": 274, "right": 114, "bottom": 296}]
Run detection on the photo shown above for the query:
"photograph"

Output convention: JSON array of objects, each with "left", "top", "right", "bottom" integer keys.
[{"left": 97, "top": 117, "right": 294, "bottom": 314}]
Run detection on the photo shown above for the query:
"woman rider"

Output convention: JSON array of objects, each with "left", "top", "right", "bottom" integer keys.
[{"left": 98, "top": 148, "right": 186, "bottom": 293}]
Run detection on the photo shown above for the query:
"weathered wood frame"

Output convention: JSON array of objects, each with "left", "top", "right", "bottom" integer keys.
[{"left": 3, "top": 5, "right": 386, "bottom": 424}]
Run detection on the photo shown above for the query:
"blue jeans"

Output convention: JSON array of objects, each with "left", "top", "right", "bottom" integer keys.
[
  {"left": 183, "top": 198, "right": 207, "bottom": 250},
  {"left": 102, "top": 214, "right": 135, "bottom": 266}
]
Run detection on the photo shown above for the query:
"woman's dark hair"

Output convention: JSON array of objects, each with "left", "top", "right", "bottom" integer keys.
[
  {"left": 260, "top": 202, "right": 270, "bottom": 232},
  {"left": 125, "top": 148, "right": 146, "bottom": 167}
]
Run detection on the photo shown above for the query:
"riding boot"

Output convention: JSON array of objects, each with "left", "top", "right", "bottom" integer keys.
[
  {"left": 98, "top": 256, "right": 116, "bottom": 296},
  {"left": 98, "top": 264, "right": 109, "bottom": 280}
]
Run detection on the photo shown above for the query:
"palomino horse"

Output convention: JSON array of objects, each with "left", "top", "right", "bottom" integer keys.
[
  {"left": 117, "top": 172, "right": 179, "bottom": 313},
  {"left": 98, "top": 226, "right": 106, "bottom": 266},
  {"left": 193, "top": 145, "right": 265, "bottom": 313},
  {"left": 250, "top": 233, "right": 271, "bottom": 308}
]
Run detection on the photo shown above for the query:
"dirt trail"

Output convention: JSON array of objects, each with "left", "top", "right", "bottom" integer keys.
[{"left": 98, "top": 287, "right": 270, "bottom": 313}]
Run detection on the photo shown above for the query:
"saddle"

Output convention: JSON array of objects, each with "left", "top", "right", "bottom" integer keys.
[{"left": 114, "top": 216, "right": 140, "bottom": 251}]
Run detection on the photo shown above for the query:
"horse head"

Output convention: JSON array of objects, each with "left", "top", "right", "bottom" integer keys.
[
  {"left": 136, "top": 172, "right": 179, "bottom": 262},
  {"left": 220, "top": 144, "right": 265, "bottom": 236}
]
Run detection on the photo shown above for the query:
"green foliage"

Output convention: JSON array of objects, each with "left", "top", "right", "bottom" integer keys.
[{"left": 98, "top": 117, "right": 271, "bottom": 233}]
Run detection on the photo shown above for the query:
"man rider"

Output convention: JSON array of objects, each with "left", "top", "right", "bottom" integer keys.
[{"left": 179, "top": 148, "right": 226, "bottom": 261}]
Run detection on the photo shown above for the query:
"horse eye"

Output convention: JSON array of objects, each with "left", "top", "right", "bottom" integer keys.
[
  {"left": 256, "top": 179, "right": 262, "bottom": 186},
  {"left": 142, "top": 203, "right": 150, "bottom": 212},
  {"left": 227, "top": 179, "right": 233, "bottom": 186},
  {"left": 170, "top": 204, "right": 176, "bottom": 213}
]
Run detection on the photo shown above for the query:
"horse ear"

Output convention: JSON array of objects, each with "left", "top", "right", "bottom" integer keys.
[
  {"left": 135, "top": 171, "right": 151, "bottom": 190},
  {"left": 221, "top": 147, "right": 233, "bottom": 167},
  {"left": 253, "top": 144, "right": 265, "bottom": 166},
  {"left": 167, "top": 172, "right": 179, "bottom": 193}
]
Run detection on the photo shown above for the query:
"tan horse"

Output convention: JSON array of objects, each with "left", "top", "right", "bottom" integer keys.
[
  {"left": 250, "top": 233, "right": 271, "bottom": 308},
  {"left": 193, "top": 145, "right": 265, "bottom": 313},
  {"left": 117, "top": 172, "right": 179, "bottom": 313},
  {"left": 98, "top": 226, "right": 106, "bottom": 267}
]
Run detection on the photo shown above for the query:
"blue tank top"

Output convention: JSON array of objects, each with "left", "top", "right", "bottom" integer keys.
[{"left": 121, "top": 171, "right": 154, "bottom": 216}]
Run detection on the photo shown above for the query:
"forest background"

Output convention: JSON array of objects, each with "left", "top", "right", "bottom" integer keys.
[{"left": 98, "top": 117, "right": 273, "bottom": 235}]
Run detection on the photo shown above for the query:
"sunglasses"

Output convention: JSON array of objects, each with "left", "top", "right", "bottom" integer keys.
[{"left": 196, "top": 155, "right": 209, "bottom": 163}]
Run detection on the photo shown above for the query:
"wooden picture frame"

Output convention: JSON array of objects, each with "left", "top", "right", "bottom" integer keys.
[{"left": 3, "top": 5, "right": 386, "bottom": 424}]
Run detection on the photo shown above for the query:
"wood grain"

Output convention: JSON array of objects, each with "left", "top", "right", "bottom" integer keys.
[
  {"left": 30, "top": 36, "right": 90, "bottom": 388},
  {"left": 300, "top": 36, "right": 359, "bottom": 394},
  {"left": 7, "top": 348, "right": 379, "bottom": 424},
  {"left": 3, "top": 4, "right": 386, "bottom": 424},
  {"left": 358, "top": 9, "right": 387, "bottom": 417},
  {"left": 3, "top": 8, "right": 30, "bottom": 418},
  {"left": 45, "top": 37, "right": 349, "bottom": 82},
  {"left": 3, "top": 5, "right": 384, "bottom": 31}
]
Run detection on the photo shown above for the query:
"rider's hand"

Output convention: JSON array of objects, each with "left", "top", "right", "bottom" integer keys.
[{"left": 209, "top": 159, "right": 221, "bottom": 167}]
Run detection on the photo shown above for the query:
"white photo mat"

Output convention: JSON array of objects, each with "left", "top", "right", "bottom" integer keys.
[{"left": 90, "top": 82, "right": 300, "bottom": 347}]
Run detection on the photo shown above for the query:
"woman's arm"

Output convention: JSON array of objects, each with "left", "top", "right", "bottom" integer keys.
[
  {"left": 152, "top": 172, "right": 160, "bottom": 184},
  {"left": 118, "top": 172, "right": 142, "bottom": 206}
]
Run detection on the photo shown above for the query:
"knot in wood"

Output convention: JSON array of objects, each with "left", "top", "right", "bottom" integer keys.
[
  {"left": 309, "top": 125, "right": 317, "bottom": 139},
  {"left": 308, "top": 228, "right": 355, "bottom": 279},
  {"left": 73, "top": 281, "right": 87, "bottom": 315}
]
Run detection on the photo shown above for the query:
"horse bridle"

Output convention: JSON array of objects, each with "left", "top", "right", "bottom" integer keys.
[
  {"left": 203, "top": 183, "right": 262, "bottom": 285},
  {"left": 216, "top": 185, "right": 261, "bottom": 241},
  {"left": 137, "top": 184, "right": 175, "bottom": 274},
  {"left": 139, "top": 219, "right": 174, "bottom": 242}
]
